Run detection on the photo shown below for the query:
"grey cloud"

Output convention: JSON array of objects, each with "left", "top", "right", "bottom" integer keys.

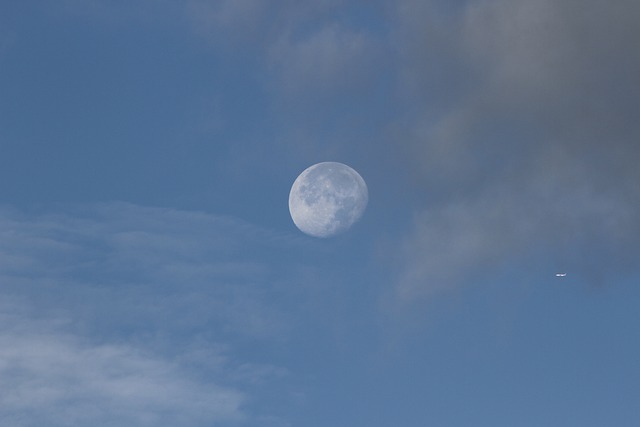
[
  {"left": 390, "top": 0, "right": 640, "bottom": 297},
  {"left": 397, "top": 176, "right": 637, "bottom": 299}
]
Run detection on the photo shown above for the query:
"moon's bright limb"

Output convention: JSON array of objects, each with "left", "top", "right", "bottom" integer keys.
[{"left": 289, "top": 162, "right": 368, "bottom": 238}]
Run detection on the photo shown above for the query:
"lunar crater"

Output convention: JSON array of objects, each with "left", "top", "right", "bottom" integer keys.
[{"left": 289, "top": 162, "right": 368, "bottom": 238}]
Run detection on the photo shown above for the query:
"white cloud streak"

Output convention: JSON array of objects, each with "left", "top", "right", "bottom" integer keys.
[
  {"left": 0, "top": 202, "right": 308, "bottom": 426},
  {"left": 0, "top": 301, "right": 244, "bottom": 427}
]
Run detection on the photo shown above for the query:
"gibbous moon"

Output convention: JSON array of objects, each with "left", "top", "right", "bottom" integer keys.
[{"left": 289, "top": 162, "right": 368, "bottom": 238}]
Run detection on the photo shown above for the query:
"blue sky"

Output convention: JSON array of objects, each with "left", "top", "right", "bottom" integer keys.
[{"left": 1, "top": 1, "right": 639, "bottom": 426}]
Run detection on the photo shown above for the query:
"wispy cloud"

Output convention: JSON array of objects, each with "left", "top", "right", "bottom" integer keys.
[
  {"left": 185, "top": 0, "right": 390, "bottom": 161},
  {"left": 268, "top": 24, "right": 375, "bottom": 100},
  {"left": 0, "top": 301, "right": 244, "bottom": 427},
  {"left": 186, "top": 0, "right": 351, "bottom": 49},
  {"left": 0, "top": 202, "right": 310, "bottom": 426}
]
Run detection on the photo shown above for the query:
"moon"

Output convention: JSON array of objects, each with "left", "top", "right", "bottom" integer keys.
[{"left": 289, "top": 162, "right": 368, "bottom": 238}]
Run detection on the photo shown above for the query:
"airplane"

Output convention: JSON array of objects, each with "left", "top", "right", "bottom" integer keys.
[{"left": 555, "top": 273, "right": 567, "bottom": 277}]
